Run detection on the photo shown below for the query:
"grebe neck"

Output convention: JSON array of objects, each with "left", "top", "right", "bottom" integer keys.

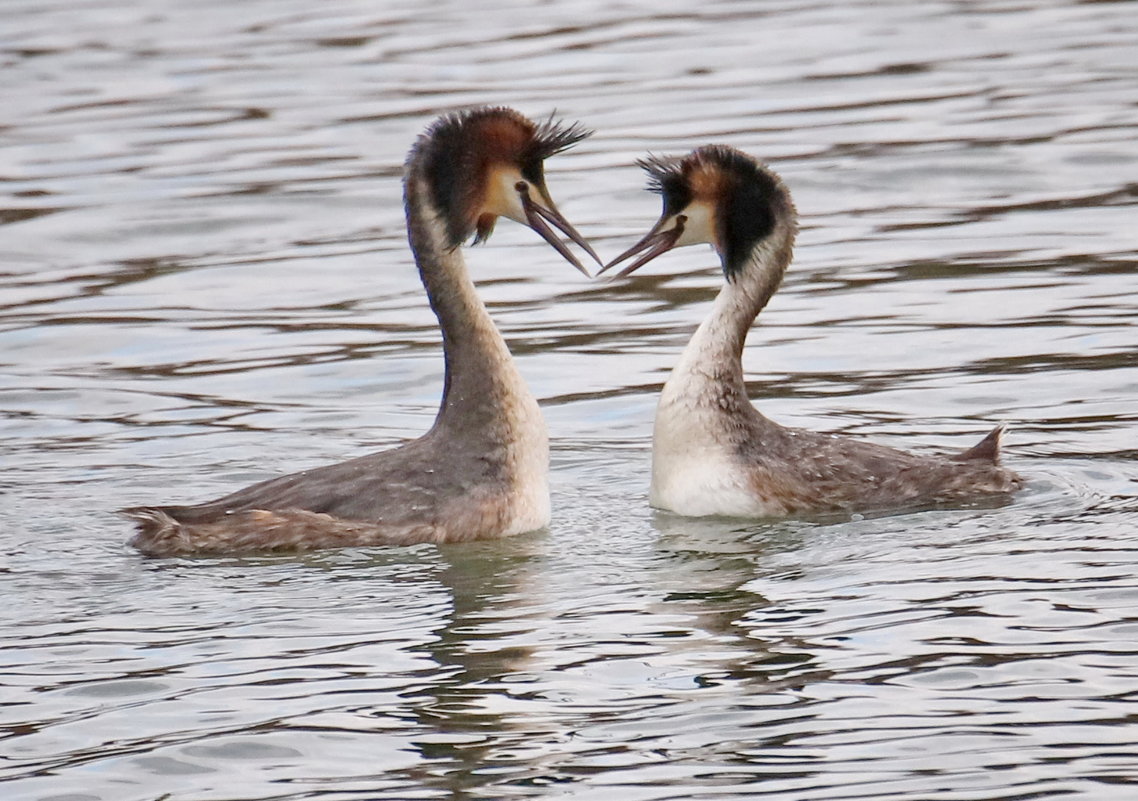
[
  {"left": 404, "top": 173, "right": 535, "bottom": 437},
  {"left": 668, "top": 235, "right": 794, "bottom": 401}
]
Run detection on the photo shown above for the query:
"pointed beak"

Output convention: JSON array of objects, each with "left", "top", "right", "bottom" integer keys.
[
  {"left": 598, "top": 215, "right": 686, "bottom": 278},
  {"left": 519, "top": 182, "right": 601, "bottom": 277}
]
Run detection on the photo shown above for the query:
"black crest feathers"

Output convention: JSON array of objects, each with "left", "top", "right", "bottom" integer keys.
[{"left": 413, "top": 107, "right": 590, "bottom": 248}]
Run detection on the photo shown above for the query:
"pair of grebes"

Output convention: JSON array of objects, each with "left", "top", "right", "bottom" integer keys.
[{"left": 126, "top": 107, "right": 1021, "bottom": 556}]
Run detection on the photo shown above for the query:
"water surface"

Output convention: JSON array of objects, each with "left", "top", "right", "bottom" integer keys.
[{"left": 3, "top": 1, "right": 1137, "bottom": 799}]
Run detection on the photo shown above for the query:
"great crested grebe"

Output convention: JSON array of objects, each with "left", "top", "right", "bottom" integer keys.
[
  {"left": 603, "top": 145, "right": 1022, "bottom": 518},
  {"left": 125, "top": 107, "right": 600, "bottom": 556}
]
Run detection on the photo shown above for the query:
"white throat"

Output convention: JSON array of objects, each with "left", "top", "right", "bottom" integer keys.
[{"left": 647, "top": 225, "right": 794, "bottom": 518}]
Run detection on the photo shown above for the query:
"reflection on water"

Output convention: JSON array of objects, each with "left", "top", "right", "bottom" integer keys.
[{"left": 2, "top": 0, "right": 1137, "bottom": 799}]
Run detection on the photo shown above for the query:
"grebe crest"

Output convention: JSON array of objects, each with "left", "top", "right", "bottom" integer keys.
[
  {"left": 414, "top": 107, "right": 598, "bottom": 269},
  {"left": 124, "top": 107, "right": 598, "bottom": 556},
  {"left": 604, "top": 145, "right": 1022, "bottom": 519}
]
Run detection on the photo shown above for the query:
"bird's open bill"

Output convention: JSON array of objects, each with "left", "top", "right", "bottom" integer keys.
[
  {"left": 519, "top": 182, "right": 602, "bottom": 277},
  {"left": 599, "top": 215, "right": 687, "bottom": 278}
]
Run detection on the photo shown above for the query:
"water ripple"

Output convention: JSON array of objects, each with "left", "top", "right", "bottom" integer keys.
[{"left": 3, "top": 0, "right": 1138, "bottom": 799}]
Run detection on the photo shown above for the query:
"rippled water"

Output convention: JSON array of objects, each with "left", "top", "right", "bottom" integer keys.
[{"left": 3, "top": 1, "right": 1137, "bottom": 799}]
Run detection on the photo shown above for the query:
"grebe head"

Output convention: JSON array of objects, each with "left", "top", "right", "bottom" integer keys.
[
  {"left": 413, "top": 107, "right": 600, "bottom": 274},
  {"left": 602, "top": 145, "right": 796, "bottom": 280}
]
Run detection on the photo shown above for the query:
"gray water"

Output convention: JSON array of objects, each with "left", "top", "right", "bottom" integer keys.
[{"left": 2, "top": 1, "right": 1137, "bottom": 799}]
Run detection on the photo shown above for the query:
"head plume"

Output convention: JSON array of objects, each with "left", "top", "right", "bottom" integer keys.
[
  {"left": 412, "top": 107, "right": 591, "bottom": 248},
  {"left": 639, "top": 145, "right": 791, "bottom": 280}
]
